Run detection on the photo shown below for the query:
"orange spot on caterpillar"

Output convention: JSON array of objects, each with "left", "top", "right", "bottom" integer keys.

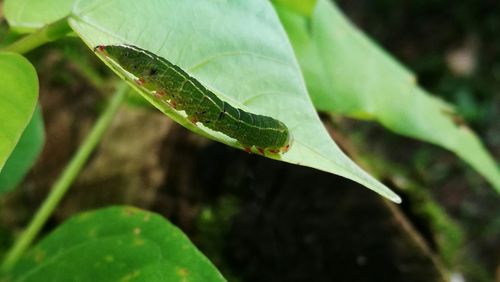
[
  {"left": 257, "top": 148, "right": 265, "bottom": 155},
  {"left": 244, "top": 147, "right": 252, "bottom": 154},
  {"left": 135, "top": 78, "right": 145, "bottom": 86},
  {"left": 154, "top": 89, "right": 166, "bottom": 98},
  {"left": 94, "top": 45, "right": 106, "bottom": 53},
  {"left": 168, "top": 100, "right": 177, "bottom": 109},
  {"left": 189, "top": 116, "right": 198, "bottom": 124},
  {"left": 280, "top": 144, "right": 290, "bottom": 153}
]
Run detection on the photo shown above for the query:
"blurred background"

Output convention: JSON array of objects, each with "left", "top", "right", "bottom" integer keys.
[{"left": 0, "top": 0, "right": 499, "bottom": 281}]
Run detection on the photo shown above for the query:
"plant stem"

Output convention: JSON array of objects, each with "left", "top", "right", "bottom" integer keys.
[
  {"left": 0, "top": 83, "right": 128, "bottom": 272},
  {"left": 1, "top": 18, "right": 72, "bottom": 54}
]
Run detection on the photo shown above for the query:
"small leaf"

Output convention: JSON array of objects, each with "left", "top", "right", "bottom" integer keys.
[
  {"left": 6, "top": 206, "right": 226, "bottom": 282},
  {"left": 4, "top": 0, "right": 75, "bottom": 32},
  {"left": 0, "top": 52, "right": 38, "bottom": 172},
  {"left": 275, "top": 0, "right": 500, "bottom": 191},
  {"left": 0, "top": 106, "right": 45, "bottom": 194},
  {"left": 68, "top": 0, "right": 400, "bottom": 202}
]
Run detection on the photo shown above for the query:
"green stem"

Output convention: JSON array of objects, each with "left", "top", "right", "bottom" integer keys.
[
  {"left": 1, "top": 18, "right": 72, "bottom": 54},
  {"left": 0, "top": 83, "right": 128, "bottom": 272}
]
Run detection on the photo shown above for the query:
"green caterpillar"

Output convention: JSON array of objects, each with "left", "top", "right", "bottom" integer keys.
[{"left": 95, "top": 44, "right": 290, "bottom": 154}]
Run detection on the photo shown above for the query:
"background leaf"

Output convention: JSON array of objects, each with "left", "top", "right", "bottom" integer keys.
[
  {"left": 274, "top": 0, "right": 500, "bottom": 191},
  {"left": 68, "top": 0, "right": 400, "bottom": 202},
  {"left": 4, "top": 0, "right": 74, "bottom": 32},
  {"left": 6, "top": 206, "right": 226, "bottom": 282},
  {"left": 0, "top": 106, "right": 45, "bottom": 194},
  {"left": 0, "top": 52, "right": 38, "bottom": 172}
]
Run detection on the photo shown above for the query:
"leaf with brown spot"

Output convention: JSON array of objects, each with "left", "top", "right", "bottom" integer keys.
[{"left": 6, "top": 207, "right": 226, "bottom": 282}]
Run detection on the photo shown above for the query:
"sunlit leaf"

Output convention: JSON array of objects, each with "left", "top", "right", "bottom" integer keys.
[
  {"left": 67, "top": 0, "right": 400, "bottom": 202},
  {"left": 274, "top": 0, "right": 500, "bottom": 191}
]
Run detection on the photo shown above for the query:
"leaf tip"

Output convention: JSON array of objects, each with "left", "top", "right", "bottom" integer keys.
[{"left": 390, "top": 194, "right": 402, "bottom": 204}]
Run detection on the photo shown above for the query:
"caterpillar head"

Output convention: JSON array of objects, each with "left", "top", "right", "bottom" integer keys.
[
  {"left": 274, "top": 120, "right": 292, "bottom": 154},
  {"left": 280, "top": 133, "right": 293, "bottom": 153}
]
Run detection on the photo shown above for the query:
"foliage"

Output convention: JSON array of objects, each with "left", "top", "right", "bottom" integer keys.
[
  {"left": 6, "top": 207, "right": 225, "bottom": 282},
  {"left": 68, "top": 0, "right": 399, "bottom": 202},
  {"left": 273, "top": 0, "right": 500, "bottom": 191},
  {"left": 0, "top": 52, "right": 38, "bottom": 172},
  {"left": 0, "top": 107, "right": 44, "bottom": 193},
  {"left": 0, "top": 0, "right": 498, "bottom": 280}
]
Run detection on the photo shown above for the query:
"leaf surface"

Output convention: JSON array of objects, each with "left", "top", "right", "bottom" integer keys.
[
  {"left": 68, "top": 0, "right": 400, "bottom": 202},
  {"left": 7, "top": 206, "right": 226, "bottom": 282},
  {"left": 4, "top": 0, "right": 74, "bottom": 32},
  {"left": 274, "top": 0, "right": 500, "bottom": 191},
  {"left": 0, "top": 52, "right": 38, "bottom": 172}
]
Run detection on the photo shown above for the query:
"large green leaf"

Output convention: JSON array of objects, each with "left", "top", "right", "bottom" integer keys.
[
  {"left": 6, "top": 206, "right": 226, "bottom": 282},
  {"left": 68, "top": 0, "right": 400, "bottom": 203},
  {"left": 0, "top": 52, "right": 38, "bottom": 172},
  {"left": 4, "top": 0, "right": 74, "bottom": 32},
  {"left": 0, "top": 106, "right": 45, "bottom": 193},
  {"left": 274, "top": 0, "right": 500, "bottom": 191}
]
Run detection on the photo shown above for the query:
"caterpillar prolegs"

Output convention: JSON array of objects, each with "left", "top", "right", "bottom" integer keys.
[{"left": 95, "top": 45, "right": 291, "bottom": 154}]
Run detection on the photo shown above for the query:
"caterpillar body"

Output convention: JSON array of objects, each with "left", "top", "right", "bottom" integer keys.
[{"left": 95, "top": 45, "right": 290, "bottom": 154}]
